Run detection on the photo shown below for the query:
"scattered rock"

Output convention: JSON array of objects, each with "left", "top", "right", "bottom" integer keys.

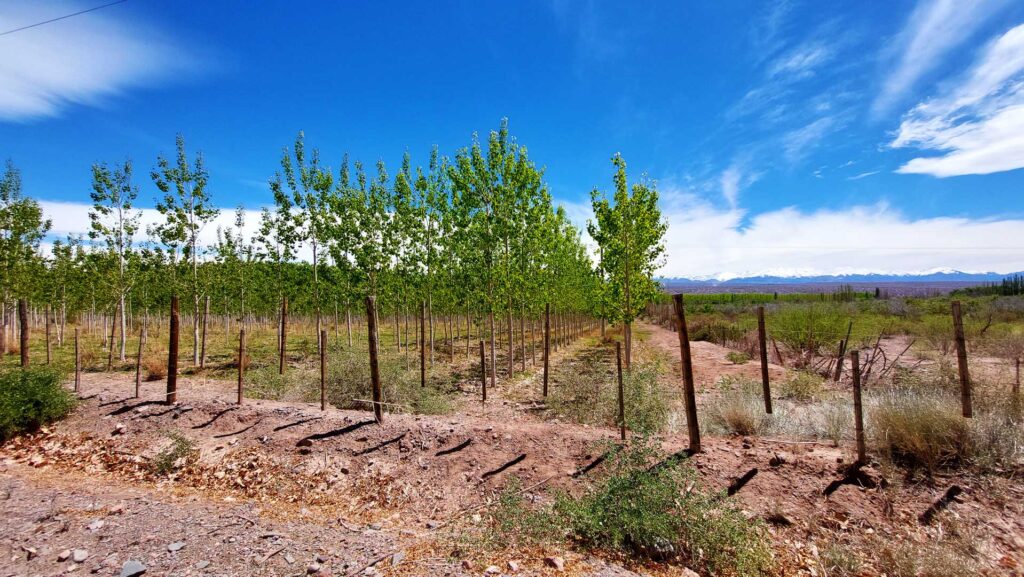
[
  {"left": 166, "top": 542, "right": 185, "bottom": 552},
  {"left": 507, "top": 560, "right": 520, "bottom": 572},
  {"left": 284, "top": 553, "right": 296, "bottom": 565},
  {"left": 87, "top": 519, "right": 105, "bottom": 532},
  {"left": 112, "top": 423, "right": 126, "bottom": 436},
  {"left": 769, "top": 453, "right": 785, "bottom": 467},
  {"left": 58, "top": 549, "right": 72, "bottom": 562},
  {"left": 307, "top": 563, "right": 321, "bottom": 574},
  {"left": 21, "top": 545, "right": 37, "bottom": 560},
  {"left": 72, "top": 549, "right": 89, "bottom": 563},
  {"left": 681, "top": 568, "right": 699, "bottom": 577},
  {"left": 390, "top": 551, "right": 405, "bottom": 566},
  {"left": 120, "top": 560, "right": 147, "bottom": 577},
  {"left": 195, "top": 560, "right": 210, "bottom": 569},
  {"left": 461, "top": 559, "right": 474, "bottom": 570},
  {"left": 425, "top": 520, "right": 441, "bottom": 529},
  {"left": 485, "top": 565, "right": 501, "bottom": 574},
  {"left": 544, "top": 556, "right": 565, "bottom": 571}
]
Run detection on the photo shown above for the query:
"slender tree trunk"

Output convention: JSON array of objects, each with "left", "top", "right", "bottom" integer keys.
[{"left": 200, "top": 295, "right": 210, "bottom": 369}]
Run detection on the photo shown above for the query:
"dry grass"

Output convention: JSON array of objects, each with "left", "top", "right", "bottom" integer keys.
[{"left": 142, "top": 357, "right": 167, "bottom": 381}]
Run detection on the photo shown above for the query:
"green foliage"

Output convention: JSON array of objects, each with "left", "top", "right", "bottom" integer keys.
[
  {"left": 0, "top": 160, "right": 52, "bottom": 300},
  {"left": 555, "top": 439, "right": 773, "bottom": 575},
  {"left": 707, "top": 378, "right": 772, "bottom": 436},
  {"left": 726, "top": 350, "right": 751, "bottom": 364},
  {"left": 778, "top": 371, "right": 825, "bottom": 401},
  {"left": 870, "top": 387, "right": 971, "bottom": 471},
  {"left": 768, "top": 304, "right": 847, "bottom": 358},
  {"left": 0, "top": 367, "right": 76, "bottom": 441},
  {"left": 151, "top": 431, "right": 197, "bottom": 476}
]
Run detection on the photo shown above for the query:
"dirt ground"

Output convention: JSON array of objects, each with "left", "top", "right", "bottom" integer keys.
[{"left": 2, "top": 321, "right": 1022, "bottom": 576}]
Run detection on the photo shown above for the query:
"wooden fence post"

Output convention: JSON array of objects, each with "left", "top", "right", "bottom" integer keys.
[
  {"left": 851, "top": 350, "right": 866, "bottom": 464},
  {"left": 320, "top": 329, "right": 328, "bottom": 411},
  {"left": 167, "top": 296, "right": 179, "bottom": 405},
  {"left": 74, "top": 327, "right": 80, "bottom": 392},
  {"left": 834, "top": 321, "right": 852, "bottom": 381},
  {"left": 279, "top": 296, "right": 288, "bottom": 375},
  {"left": 366, "top": 295, "right": 383, "bottom": 423},
  {"left": 420, "top": 301, "right": 427, "bottom": 388},
  {"left": 237, "top": 328, "right": 246, "bottom": 405},
  {"left": 757, "top": 306, "right": 772, "bottom": 414},
  {"left": 134, "top": 326, "right": 146, "bottom": 398},
  {"left": 672, "top": 294, "right": 701, "bottom": 453},
  {"left": 950, "top": 301, "right": 972, "bottom": 418},
  {"left": 479, "top": 340, "right": 487, "bottom": 403},
  {"left": 543, "top": 303, "right": 551, "bottom": 398},
  {"left": 18, "top": 298, "right": 29, "bottom": 367},
  {"left": 616, "top": 341, "right": 625, "bottom": 441}
]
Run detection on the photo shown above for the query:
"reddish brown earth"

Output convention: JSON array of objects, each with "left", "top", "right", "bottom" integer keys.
[{"left": 1, "top": 322, "right": 1021, "bottom": 576}]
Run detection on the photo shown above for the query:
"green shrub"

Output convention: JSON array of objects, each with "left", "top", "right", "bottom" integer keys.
[
  {"left": 778, "top": 371, "right": 824, "bottom": 401},
  {"left": 0, "top": 367, "right": 76, "bottom": 441},
  {"left": 769, "top": 304, "right": 846, "bottom": 359},
  {"left": 870, "top": 387, "right": 970, "bottom": 471},
  {"left": 726, "top": 351, "right": 751, "bottom": 364},
  {"left": 151, "top": 431, "right": 197, "bottom": 476},
  {"left": 325, "top": 345, "right": 453, "bottom": 415},
  {"left": 555, "top": 439, "right": 773, "bottom": 575},
  {"left": 547, "top": 355, "right": 668, "bottom": 434}
]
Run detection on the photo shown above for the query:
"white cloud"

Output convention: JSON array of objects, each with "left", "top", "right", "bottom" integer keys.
[
  {"left": 892, "top": 23, "right": 1024, "bottom": 176},
  {"left": 0, "top": 2, "right": 201, "bottom": 121},
  {"left": 848, "top": 170, "right": 880, "bottom": 180},
  {"left": 783, "top": 116, "right": 835, "bottom": 162},
  {"left": 873, "top": 0, "right": 1010, "bottom": 116},
  {"left": 768, "top": 42, "right": 831, "bottom": 79},
  {"left": 655, "top": 193, "right": 1024, "bottom": 279}
]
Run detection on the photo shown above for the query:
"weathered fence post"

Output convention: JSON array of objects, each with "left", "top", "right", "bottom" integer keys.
[
  {"left": 237, "top": 328, "right": 246, "bottom": 405},
  {"left": 543, "top": 303, "right": 551, "bottom": 398},
  {"left": 950, "top": 301, "right": 972, "bottom": 418},
  {"left": 420, "top": 301, "right": 427, "bottom": 388},
  {"left": 672, "top": 294, "right": 701, "bottom": 453},
  {"left": 18, "top": 298, "right": 29, "bottom": 367},
  {"left": 479, "top": 339, "right": 487, "bottom": 403},
  {"left": 320, "top": 329, "right": 328, "bottom": 411},
  {"left": 851, "top": 350, "right": 866, "bottom": 464},
  {"left": 279, "top": 297, "right": 288, "bottom": 376},
  {"left": 366, "top": 295, "right": 383, "bottom": 423},
  {"left": 834, "top": 321, "right": 852, "bottom": 381},
  {"left": 757, "top": 306, "right": 772, "bottom": 414},
  {"left": 167, "top": 296, "right": 179, "bottom": 404},
  {"left": 74, "top": 327, "right": 80, "bottom": 392},
  {"left": 616, "top": 341, "right": 625, "bottom": 441},
  {"left": 134, "top": 326, "right": 146, "bottom": 398}
]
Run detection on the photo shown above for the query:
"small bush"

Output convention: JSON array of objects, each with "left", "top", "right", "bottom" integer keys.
[
  {"left": 870, "top": 388, "right": 970, "bottom": 471},
  {"left": 778, "top": 371, "right": 824, "bottom": 401},
  {"left": 555, "top": 439, "right": 773, "bottom": 575},
  {"left": 0, "top": 367, "right": 76, "bottom": 441},
  {"left": 151, "top": 431, "right": 197, "bottom": 476},
  {"left": 707, "top": 386, "right": 771, "bottom": 436},
  {"left": 143, "top": 357, "right": 166, "bottom": 381},
  {"left": 769, "top": 305, "right": 846, "bottom": 362},
  {"left": 726, "top": 351, "right": 751, "bottom": 364}
]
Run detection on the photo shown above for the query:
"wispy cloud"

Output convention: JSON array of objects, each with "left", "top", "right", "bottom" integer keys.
[
  {"left": 872, "top": 0, "right": 1011, "bottom": 116},
  {"left": 783, "top": 116, "right": 836, "bottom": 162},
  {"left": 891, "top": 23, "right": 1024, "bottom": 177},
  {"left": 0, "top": 2, "right": 204, "bottom": 122},
  {"left": 848, "top": 170, "right": 880, "bottom": 180}
]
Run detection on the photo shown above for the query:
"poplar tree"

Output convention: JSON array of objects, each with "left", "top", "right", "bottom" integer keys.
[
  {"left": 151, "top": 134, "right": 219, "bottom": 365},
  {"left": 589, "top": 154, "right": 666, "bottom": 367},
  {"left": 0, "top": 160, "right": 51, "bottom": 348},
  {"left": 89, "top": 159, "right": 141, "bottom": 361}
]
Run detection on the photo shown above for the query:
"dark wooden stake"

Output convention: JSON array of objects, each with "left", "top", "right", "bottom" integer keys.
[
  {"left": 134, "top": 326, "right": 146, "bottom": 398},
  {"left": 834, "top": 321, "right": 853, "bottom": 381},
  {"left": 616, "top": 341, "right": 625, "bottom": 441},
  {"left": 757, "top": 306, "right": 772, "bottom": 414},
  {"left": 320, "top": 329, "right": 327, "bottom": 411},
  {"left": 167, "top": 296, "right": 180, "bottom": 404},
  {"left": 543, "top": 303, "right": 550, "bottom": 398},
  {"left": 851, "top": 350, "right": 866, "bottom": 464},
  {"left": 366, "top": 295, "right": 383, "bottom": 423},
  {"left": 279, "top": 297, "right": 288, "bottom": 375},
  {"left": 672, "top": 294, "right": 701, "bottom": 453},
  {"left": 18, "top": 298, "right": 28, "bottom": 367},
  {"left": 950, "top": 300, "right": 972, "bottom": 418},
  {"left": 74, "top": 327, "right": 80, "bottom": 392},
  {"left": 479, "top": 339, "right": 487, "bottom": 402},
  {"left": 237, "top": 328, "right": 246, "bottom": 405},
  {"left": 420, "top": 301, "right": 427, "bottom": 388}
]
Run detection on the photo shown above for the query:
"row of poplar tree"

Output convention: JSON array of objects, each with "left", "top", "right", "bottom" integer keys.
[{"left": 0, "top": 120, "right": 665, "bottom": 368}]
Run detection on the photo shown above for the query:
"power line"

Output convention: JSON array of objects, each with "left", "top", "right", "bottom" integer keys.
[{"left": 0, "top": 0, "right": 130, "bottom": 38}]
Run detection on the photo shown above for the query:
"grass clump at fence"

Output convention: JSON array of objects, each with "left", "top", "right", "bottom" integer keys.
[
  {"left": 470, "top": 439, "right": 773, "bottom": 576},
  {"left": 150, "top": 431, "right": 198, "bottom": 476},
  {"left": 706, "top": 377, "right": 774, "bottom": 437},
  {"left": 0, "top": 367, "right": 76, "bottom": 441}
]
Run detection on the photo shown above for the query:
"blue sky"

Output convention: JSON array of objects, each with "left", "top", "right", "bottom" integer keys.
[{"left": 2, "top": 0, "right": 1024, "bottom": 278}]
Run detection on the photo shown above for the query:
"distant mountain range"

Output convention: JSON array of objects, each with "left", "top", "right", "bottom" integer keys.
[{"left": 660, "top": 270, "right": 1020, "bottom": 287}]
